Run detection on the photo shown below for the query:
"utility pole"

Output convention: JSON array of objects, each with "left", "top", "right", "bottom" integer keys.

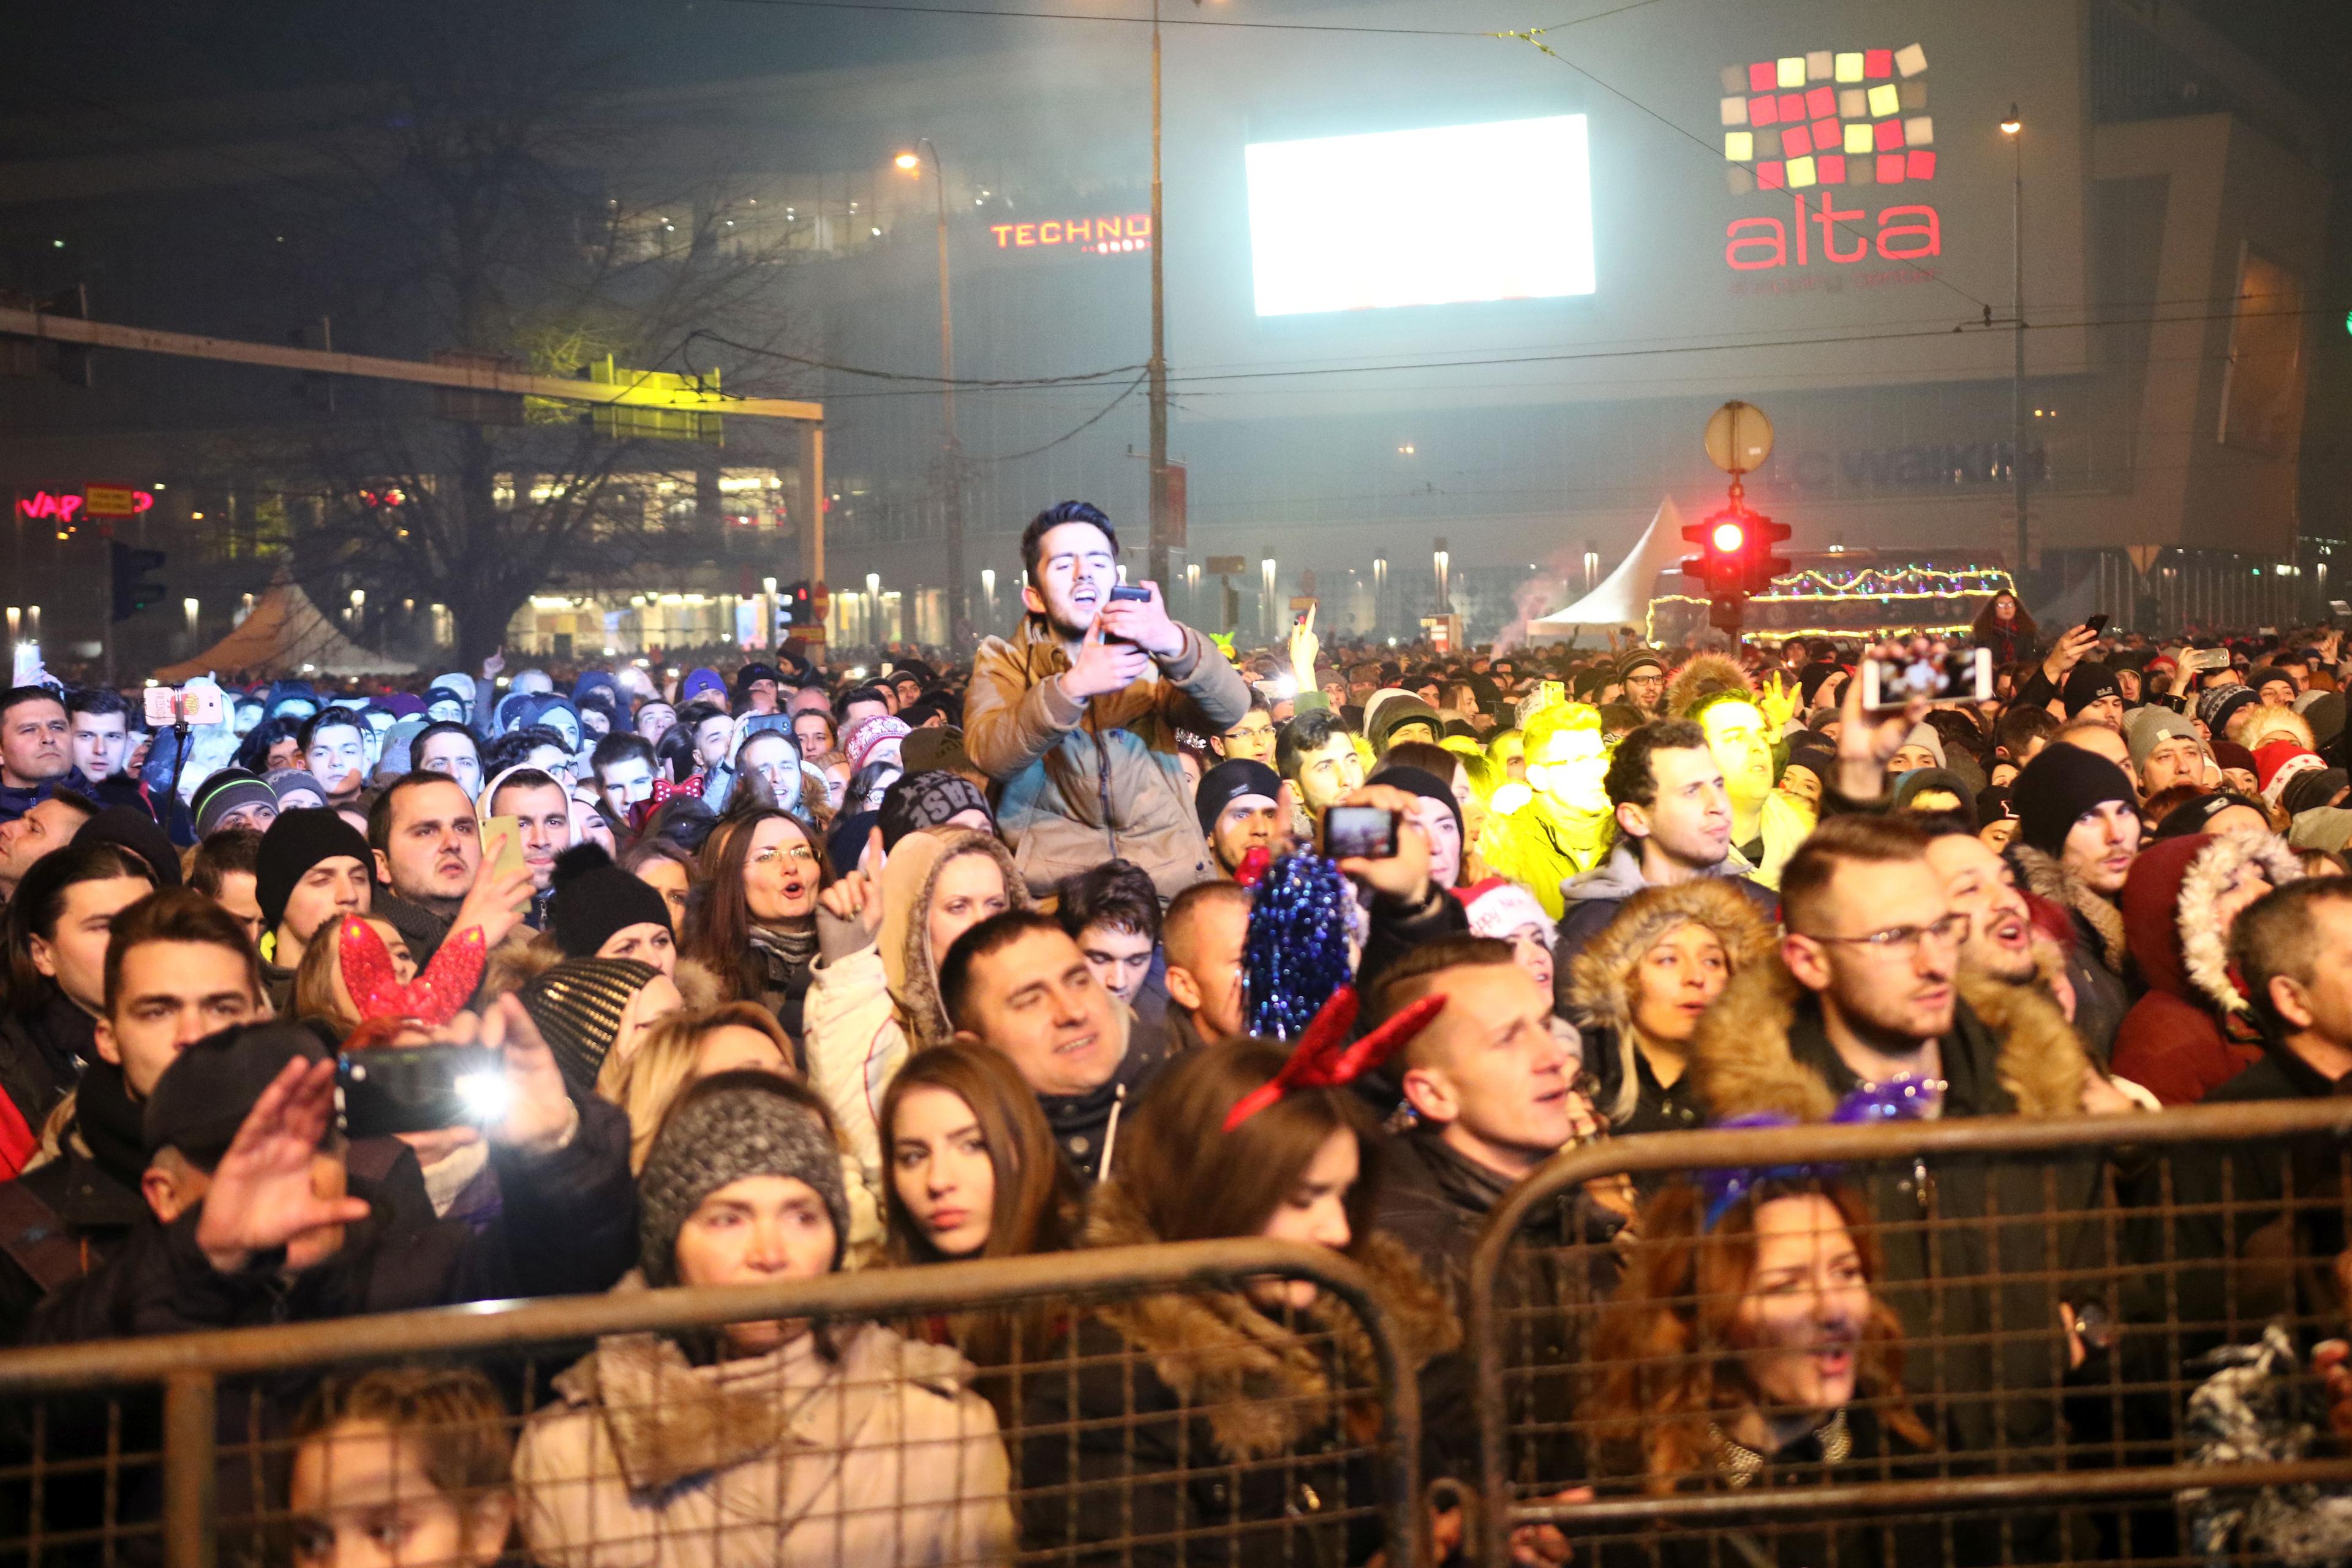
[
  {"left": 2002, "top": 104, "right": 2028, "bottom": 579},
  {"left": 909, "top": 140, "right": 963, "bottom": 639},
  {"left": 1147, "top": 0, "right": 1172, "bottom": 589}
]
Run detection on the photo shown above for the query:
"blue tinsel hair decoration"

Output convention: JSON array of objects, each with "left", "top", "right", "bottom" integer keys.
[{"left": 1242, "top": 853, "right": 1357, "bottom": 1041}]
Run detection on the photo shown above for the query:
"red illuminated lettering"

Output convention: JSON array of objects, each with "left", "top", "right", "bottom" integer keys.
[
  {"left": 14, "top": 491, "right": 83, "bottom": 522},
  {"left": 1875, "top": 205, "right": 1941, "bottom": 260},
  {"left": 1725, "top": 217, "right": 1787, "bottom": 271},
  {"left": 1814, "top": 195, "right": 1868, "bottom": 263},
  {"left": 1014, "top": 224, "right": 1036, "bottom": 246},
  {"left": 991, "top": 224, "right": 1013, "bottom": 247}
]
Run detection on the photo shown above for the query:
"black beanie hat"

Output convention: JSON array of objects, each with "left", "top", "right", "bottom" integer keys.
[
  {"left": 77, "top": 805, "right": 182, "bottom": 889},
  {"left": 877, "top": 770, "right": 992, "bottom": 850},
  {"left": 1194, "top": 758, "right": 1283, "bottom": 837},
  {"left": 1366, "top": 762, "right": 1464, "bottom": 840},
  {"left": 2061, "top": 663, "right": 2122, "bottom": 718},
  {"left": 548, "top": 843, "right": 673, "bottom": 959},
  {"left": 144, "top": 1020, "right": 328, "bottom": 1168},
  {"left": 2013, "top": 745, "right": 2135, "bottom": 856},
  {"left": 255, "top": 809, "right": 372, "bottom": 937},
  {"left": 518, "top": 956, "right": 660, "bottom": 1094}
]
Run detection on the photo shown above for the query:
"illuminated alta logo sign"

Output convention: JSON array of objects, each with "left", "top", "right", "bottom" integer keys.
[{"left": 1716, "top": 45, "right": 1941, "bottom": 272}]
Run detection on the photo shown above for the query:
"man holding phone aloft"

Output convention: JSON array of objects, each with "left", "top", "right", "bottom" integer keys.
[{"left": 965, "top": 500, "right": 1251, "bottom": 901}]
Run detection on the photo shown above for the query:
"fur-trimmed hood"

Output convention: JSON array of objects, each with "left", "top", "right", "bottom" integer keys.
[
  {"left": 878, "top": 827, "right": 1028, "bottom": 1050},
  {"left": 1689, "top": 956, "right": 2089, "bottom": 1123},
  {"left": 2122, "top": 828, "right": 2302, "bottom": 1016},
  {"left": 1667, "top": 653, "right": 1752, "bottom": 720},
  {"left": 1078, "top": 1178, "right": 1458, "bottom": 1460},
  {"left": 2010, "top": 843, "right": 2128, "bottom": 975},
  {"left": 1565, "top": 880, "right": 1778, "bottom": 1125}
]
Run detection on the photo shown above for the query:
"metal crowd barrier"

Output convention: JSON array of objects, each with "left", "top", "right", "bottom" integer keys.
[
  {"left": 1468, "top": 1097, "right": 2352, "bottom": 1568},
  {"left": 0, "top": 1238, "right": 1425, "bottom": 1568}
]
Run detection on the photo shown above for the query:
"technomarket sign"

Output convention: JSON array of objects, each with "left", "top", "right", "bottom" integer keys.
[{"left": 1718, "top": 45, "right": 1941, "bottom": 274}]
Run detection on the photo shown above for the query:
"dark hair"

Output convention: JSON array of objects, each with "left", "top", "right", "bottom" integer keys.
[
  {"left": 1604, "top": 720, "right": 1710, "bottom": 812},
  {"left": 296, "top": 709, "right": 363, "bottom": 753},
  {"left": 591, "top": 731, "right": 655, "bottom": 778},
  {"left": 1382, "top": 741, "right": 1462, "bottom": 784},
  {"left": 1994, "top": 704, "right": 2061, "bottom": 762},
  {"left": 366, "top": 770, "right": 473, "bottom": 854},
  {"left": 1019, "top": 500, "right": 1117, "bottom": 582},
  {"left": 837, "top": 685, "right": 892, "bottom": 718},
  {"left": 189, "top": 826, "right": 264, "bottom": 899},
  {"left": 234, "top": 714, "right": 306, "bottom": 775},
  {"left": 5, "top": 841, "right": 154, "bottom": 1017},
  {"left": 102, "top": 886, "right": 262, "bottom": 1017},
  {"left": 66, "top": 687, "right": 130, "bottom": 722},
  {"left": 1780, "top": 814, "right": 1932, "bottom": 937},
  {"left": 412, "top": 719, "right": 479, "bottom": 760},
  {"left": 482, "top": 725, "right": 567, "bottom": 776},
  {"left": 1970, "top": 592, "right": 2037, "bottom": 648},
  {"left": 0, "top": 686, "right": 66, "bottom": 728},
  {"left": 2234, "top": 877, "right": 2352, "bottom": 1036},
  {"left": 938, "top": 909, "right": 1067, "bottom": 1032},
  {"left": 678, "top": 700, "right": 728, "bottom": 734},
  {"left": 682, "top": 809, "right": 827, "bottom": 1003},
  {"left": 1056, "top": 860, "right": 1161, "bottom": 945},
  {"left": 1275, "top": 707, "right": 1352, "bottom": 782}
]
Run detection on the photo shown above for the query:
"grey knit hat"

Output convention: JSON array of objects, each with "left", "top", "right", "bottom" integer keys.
[
  {"left": 517, "top": 956, "right": 658, "bottom": 1095},
  {"left": 638, "top": 1079, "right": 851, "bottom": 1284}
]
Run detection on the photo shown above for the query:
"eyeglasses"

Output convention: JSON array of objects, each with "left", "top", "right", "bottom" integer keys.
[
  {"left": 1797, "top": 913, "right": 1969, "bottom": 957},
  {"left": 751, "top": 843, "right": 817, "bottom": 865}
]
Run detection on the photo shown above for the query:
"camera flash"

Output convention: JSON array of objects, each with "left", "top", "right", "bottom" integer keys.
[{"left": 454, "top": 1072, "right": 511, "bottom": 1121}]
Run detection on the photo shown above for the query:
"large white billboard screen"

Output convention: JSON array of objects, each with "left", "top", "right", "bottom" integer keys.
[{"left": 1243, "top": 115, "right": 1596, "bottom": 317}]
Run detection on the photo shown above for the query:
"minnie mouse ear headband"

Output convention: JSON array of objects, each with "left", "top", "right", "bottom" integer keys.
[
  {"left": 1698, "top": 1076, "right": 1941, "bottom": 1229},
  {"left": 336, "top": 915, "right": 488, "bottom": 1051},
  {"left": 1223, "top": 985, "right": 1446, "bottom": 1132}
]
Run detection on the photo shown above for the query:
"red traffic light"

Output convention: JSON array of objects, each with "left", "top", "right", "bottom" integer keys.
[{"left": 1711, "top": 520, "right": 1746, "bottom": 554}]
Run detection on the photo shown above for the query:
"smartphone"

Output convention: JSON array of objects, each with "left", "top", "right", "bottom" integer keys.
[
  {"left": 1325, "top": 805, "right": 1400, "bottom": 861},
  {"left": 143, "top": 686, "right": 177, "bottom": 726},
  {"left": 142, "top": 685, "right": 228, "bottom": 726},
  {"left": 481, "top": 815, "right": 527, "bottom": 884},
  {"left": 1107, "top": 584, "right": 1152, "bottom": 603},
  {"left": 2083, "top": 614, "right": 2110, "bottom": 636},
  {"left": 338, "top": 1045, "right": 507, "bottom": 1137},
  {"left": 1859, "top": 645, "right": 1994, "bottom": 710}
]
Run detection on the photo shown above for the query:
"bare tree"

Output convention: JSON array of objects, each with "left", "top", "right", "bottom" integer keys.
[{"left": 230, "top": 1, "right": 807, "bottom": 666}]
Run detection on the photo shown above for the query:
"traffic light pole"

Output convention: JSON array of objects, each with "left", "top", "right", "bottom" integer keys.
[{"left": 101, "top": 524, "right": 116, "bottom": 687}]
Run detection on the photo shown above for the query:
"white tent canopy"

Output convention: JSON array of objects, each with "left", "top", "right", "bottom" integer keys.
[
  {"left": 1526, "top": 496, "right": 1689, "bottom": 642},
  {"left": 154, "top": 573, "right": 418, "bottom": 681}
]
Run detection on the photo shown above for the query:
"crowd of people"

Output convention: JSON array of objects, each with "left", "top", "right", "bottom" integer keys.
[{"left": 3, "top": 497, "right": 2352, "bottom": 1566}]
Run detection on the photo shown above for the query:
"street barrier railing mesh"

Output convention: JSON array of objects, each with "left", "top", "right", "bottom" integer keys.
[
  {"left": 1468, "top": 1098, "right": 2352, "bottom": 1568},
  {"left": 0, "top": 1238, "right": 1424, "bottom": 1568}
]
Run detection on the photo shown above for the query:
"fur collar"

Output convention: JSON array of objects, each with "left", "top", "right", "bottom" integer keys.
[
  {"left": 1079, "top": 1179, "right": 1458, "bottom": 1460},
  {"left": 554, "top": 1276, "right": 974, "bottom": 1492},
  {"left": 1667, "top": 653, "right": 1752, "bottom": 720},
  {"left": 2011, "top": 844, "right": 2128, "bottom": 974},
  {"left": 2176, "top": 829, "right": 2304, "bottom": 1016},
  {"left": 1566, "top": 878, "right": 1779, "bottom": 1041},
  {"left": 1689, "top": 956, "right": 2089, "bottom": 1123}
]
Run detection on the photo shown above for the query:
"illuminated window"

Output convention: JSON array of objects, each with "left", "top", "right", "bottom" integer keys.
[
  {"left": 1868, "top": 83, "right": 1901, "bottom": 118},
  {"left": 1724, "top": 131, "right": 1755, "bottom": 161},
  {"left": 1834, "top": 51, "right": 1864, "bottom": 83},
  {"left": 1844, "top": 123, "right": 1875, "bottom": 156},
  {"left": 1777, "top": 56, "right": 1806, "bottom": 88},
  {"left": 1786, "top": 156, "right": 1818, "bottom": 189}
]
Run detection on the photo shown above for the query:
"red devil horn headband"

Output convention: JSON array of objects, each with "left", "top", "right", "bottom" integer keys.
[
  {"left": 337, "top": 915, "right": 487, "bottom": 1042},
  {"left": 1222, "top": 986, "right": 1447, "bottom": 1133}
]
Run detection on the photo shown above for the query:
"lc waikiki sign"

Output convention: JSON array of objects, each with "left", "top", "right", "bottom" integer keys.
[
  {"left": 1717, "top": 45, "right": 1942, "bottom": 273},
  {"left": 989, "top": 214, "right": 1152, "bottom": 255}
]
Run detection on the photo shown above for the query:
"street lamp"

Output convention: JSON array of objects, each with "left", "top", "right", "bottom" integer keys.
[
  {"left": 1433, "top": 545, "right": 1451, "bottom": 612},
  {"left": 2001, "top": 104, "right": 2027, "bottom": 578},
  {"left": 895, "top": 138, "right": 965, "bottom": 638},
  {"left": 980, "top": 567, "right": 997, "bottom": 631}
]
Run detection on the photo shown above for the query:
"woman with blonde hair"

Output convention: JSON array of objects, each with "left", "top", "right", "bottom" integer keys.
[{"left": 597, "top": 1002, "right": 798, "bottom": 1172}]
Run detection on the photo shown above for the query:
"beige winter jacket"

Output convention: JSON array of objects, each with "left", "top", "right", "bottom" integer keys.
[
  {"left": 964, "top": 614, "right": 1250, "bottom": 900},
  {"left": 514, "top": 1316, "right": 1013, "bottom": 1568}
]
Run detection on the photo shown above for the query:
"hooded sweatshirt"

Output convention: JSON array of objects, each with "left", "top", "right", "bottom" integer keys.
[
  {"left": 2109, "top": 830, "right": 2304, "bottom": 1106},
  {"left": 802, "top": 828, "right": 1028, "bottom": 1190},
  {"left": 1551, "top": 839, "right": 1776, "bottom": 976}
]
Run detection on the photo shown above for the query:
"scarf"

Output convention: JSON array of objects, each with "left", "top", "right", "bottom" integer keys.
[
  {"left": 74, "top": 1059, "right": 148, "bottom": 1189},
  {"left": 748, "top": 921, "right": 818, "bottom": 983}
]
